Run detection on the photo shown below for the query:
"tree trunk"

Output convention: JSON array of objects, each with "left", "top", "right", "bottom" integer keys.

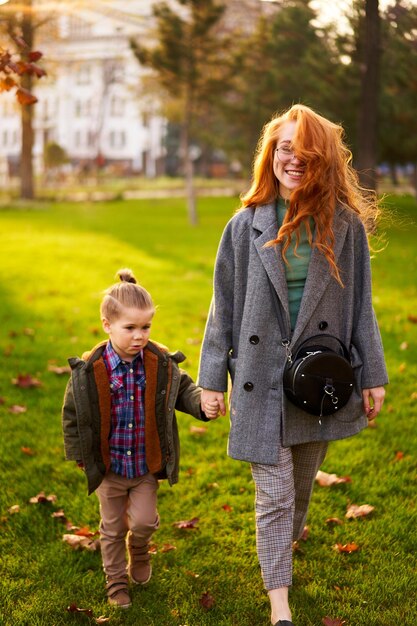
[
  {"left": 20, "top": 0, "right": 35, "bottom": 200},
  {"left": 182, "top": 95, "right": 197, "bottom": 226},
  {"left": 356, "top": 0, "right": 380, "bottom": 192}
]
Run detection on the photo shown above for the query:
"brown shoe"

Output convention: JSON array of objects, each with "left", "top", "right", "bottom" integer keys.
[
  {"left": 106, "top": 577, "right": 131, "bottom": 609},
  {"left": 127, "top": 539, "right": 152, "bottom": 585}
]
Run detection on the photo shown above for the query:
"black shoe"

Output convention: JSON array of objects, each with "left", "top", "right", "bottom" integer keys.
[{"left": 274, "top": 621, "right": 294, "bottom": 626}]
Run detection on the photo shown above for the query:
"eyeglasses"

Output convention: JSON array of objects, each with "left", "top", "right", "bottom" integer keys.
[{"left": 275, "top": 146, "right": 297, "bottom": 162}]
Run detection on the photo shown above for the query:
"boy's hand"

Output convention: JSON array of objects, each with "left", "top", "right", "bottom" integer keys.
[{"left": 201, "top": 389, "right": 226, "bottom": 419}]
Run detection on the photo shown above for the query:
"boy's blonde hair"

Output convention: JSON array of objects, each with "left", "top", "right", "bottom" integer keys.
[{"left": 100, "top": 269, "right": 154, "bottom": 321}]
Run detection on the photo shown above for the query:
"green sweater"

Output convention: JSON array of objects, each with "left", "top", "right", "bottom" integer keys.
[{"left": 277, "top": 198, "right": 312, "bottom": 330}]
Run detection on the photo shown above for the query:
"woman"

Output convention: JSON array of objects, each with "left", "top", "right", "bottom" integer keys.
[{"left": 198, "top": 104, "right": 388, "bottom": 626}]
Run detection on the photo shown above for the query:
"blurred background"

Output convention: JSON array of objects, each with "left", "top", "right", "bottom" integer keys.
[{"left": 1, "top": 0, "right": 417, "bottom": 220}]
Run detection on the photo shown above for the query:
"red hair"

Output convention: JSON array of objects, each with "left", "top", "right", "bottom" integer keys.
[{"left": 240, "top": 104, "right": 379, "bottom": 285}]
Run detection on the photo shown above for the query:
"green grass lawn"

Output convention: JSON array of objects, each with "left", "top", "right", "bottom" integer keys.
[{"left": 0, "top": 194, "right": 416, "bottom": 626}]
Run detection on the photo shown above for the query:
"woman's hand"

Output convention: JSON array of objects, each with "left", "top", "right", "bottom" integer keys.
[
  {"left": 201, "top": 389, "right": 226, "bottom": 420},
  {"left": 362, "top": 386, "right": 385, "bottom": 420}
]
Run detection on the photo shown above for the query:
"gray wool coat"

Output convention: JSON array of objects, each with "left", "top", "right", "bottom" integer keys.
[{"left": 198, "top": 202, "right": 388, "bottom": 464}]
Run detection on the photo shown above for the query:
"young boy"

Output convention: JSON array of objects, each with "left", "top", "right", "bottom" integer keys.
[{"left": 62, "top": 269, "right": 218, "bottom": 608}]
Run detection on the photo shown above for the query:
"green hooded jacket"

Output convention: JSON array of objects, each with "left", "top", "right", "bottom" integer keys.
[{"left": 62, "top": 340, "right": 207, "bottom": 494}]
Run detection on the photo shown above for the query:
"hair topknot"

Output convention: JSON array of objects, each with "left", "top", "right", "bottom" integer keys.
[
  {"left": 117, "top": 268, "right": 137, "bottom": 284},
  {"left": 101, "top": 268, "right": 154, "bottom": 321}
]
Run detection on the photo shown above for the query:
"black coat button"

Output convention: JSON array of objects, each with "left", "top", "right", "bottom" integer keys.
[
  {"left": 244, "top": 382, "right": 254, "bottom": 391},
  {"left": 319, "top": 321, "right": 328, "bottom": 330},
  {"left": 249, "top": 335, "right": 259, "bottom": 345}
]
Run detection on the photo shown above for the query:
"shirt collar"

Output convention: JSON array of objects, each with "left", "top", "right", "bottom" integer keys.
[{"left": 103, "top": 341, "right": 143, "bottom": 372}]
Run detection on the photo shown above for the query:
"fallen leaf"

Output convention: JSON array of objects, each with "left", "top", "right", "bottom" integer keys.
[
  {"left": 411, "top": 392, "right": 417, "bottom": 401},
  {"left": 400, "top": 341, "right": 408, "bottom": 350},
  {"left": 12, "top": 374, "right": 42, "bottom": 388},
  {"left": 199, "top": 591, "right": 215, "bottom": 610},
  {"left": 325, "top": 517, "right": 343, "bottom": 526},
  {"left": 66, "top": 603, "right": 93, "bottom": 616},
  {"left": 8, "top": 505, "right": 20, "bottom": 514},
  {"left": 161, "top": 543, "right": 177, "bottom": 553},
  {"left": 23, "top": 328, "right": 35, "bottom": 336},
  {"left": 21, "top": 446, "right": 35, "bottom": 456},
  {"left": 186, "top": 570, "right": 200, "bottom": 578},
  {"left": 9, "top": 405, "right": 27, "bottom": 414},
  {"left": 399, "top": 363, "right": 406, "bottom": 373},
  {"left": 207, "top": 482, "right": 219, "bottom": 489},
  {"left": 316, "top": 470, "right": 352, "bottom": 487},
  {"left": 346, "top": 504, "right": 375, "bottom": 519},
  {"left": 299, "top": 525, "right": 309, "bottom": 541},
  {"left": 74, "top": 526, "right": 99, "bottom": 538},
  {"left": 47, "top": 364, "right": 71, "bottom": 375},
  {"left": 173, "top": 517, "right": 199, "bottom": 529},
  {"left": 322, "top": 617, "right": 347, "bottom": 626},
  {"left": 189, "top": 425, "right": 208, "bottom": 435},
  {"left": 186, "top": 337, "right": 201, "bottom": 345},
  {"left": 222, "top": 504, "right": 233, "bottom": 512},
  {"left": 63, "top": 534, "right": 100, "bottom": 551},
  {"left": 29, "top": 491, "right": 57, "bottom": 504},
  {"left": 0, "top": 396, "right": 5, "bottom": 404},
  {"left": 334, "top": 542, "right": 359, "bottom": 554},
  {"left": 95, "top": 617, "right": 111, "bottom": 624},
  {"left": 394, "top": 451, "right": 404, "bottom": 461},
  {"left": 407, "top": 314, "right": 417, "bottom": 324}
]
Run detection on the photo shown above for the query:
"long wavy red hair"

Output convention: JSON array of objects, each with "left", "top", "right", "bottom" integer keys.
[{"left": 240, "top": 104, "right": 380, "bottom": 285}]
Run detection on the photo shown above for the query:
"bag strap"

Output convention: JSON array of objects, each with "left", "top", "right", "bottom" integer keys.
[{"left": 268, "top": 281, "right": 293, "bottom": 362}]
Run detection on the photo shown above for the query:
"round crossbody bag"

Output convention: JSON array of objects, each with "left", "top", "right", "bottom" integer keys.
[{"left": 283, "top": 335, "right": 355, "bottom": 417}]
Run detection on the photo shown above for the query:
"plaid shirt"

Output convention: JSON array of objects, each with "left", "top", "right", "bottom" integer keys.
[{"left": 102, "top": 341, "right": 147, "bottom": 478}]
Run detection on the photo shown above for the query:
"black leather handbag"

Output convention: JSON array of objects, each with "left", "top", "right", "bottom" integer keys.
[{"left": 283, "top": 335, "right": 355, "bottom": 417}]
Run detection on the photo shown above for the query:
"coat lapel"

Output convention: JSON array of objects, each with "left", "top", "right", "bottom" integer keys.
[
  {"left": 292, "top": 211, "right": 349, "bottom": 343},
  {"left": 253, "top": 203, "right": 290, "bottom": 320},
  {"left": 253, "top": 203, "right": 350, "bottom": 342}
]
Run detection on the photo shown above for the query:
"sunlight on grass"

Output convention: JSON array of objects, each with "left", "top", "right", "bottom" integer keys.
[{"left": 0, "top": 194, "right": 416, "bottom": 626}]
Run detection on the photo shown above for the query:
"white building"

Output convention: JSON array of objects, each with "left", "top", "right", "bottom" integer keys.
[{"left": 0, "top": 2, "right": 167, "bottom": 178}]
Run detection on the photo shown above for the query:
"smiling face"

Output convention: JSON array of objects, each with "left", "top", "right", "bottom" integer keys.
[
  {"left": 273, "top": 120, "right": 305, "bottom": 200},
  {"left": 102, "top": 306, "right": 154, "bottom": 362}
]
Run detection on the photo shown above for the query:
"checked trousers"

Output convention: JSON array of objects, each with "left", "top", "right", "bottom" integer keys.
[{"left": 251, "top": 440, "right": 328, "bottom": 590}]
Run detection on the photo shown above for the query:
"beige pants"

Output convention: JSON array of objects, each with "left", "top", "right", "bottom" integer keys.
[{"left": 96, "top": 471, "right": 159, "bottom": 580}]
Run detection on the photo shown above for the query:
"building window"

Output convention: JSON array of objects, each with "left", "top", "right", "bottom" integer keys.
[
  {"left": 109, "top": 130, "right": 126, "bottom": 149},
  {"left": 74, "top": 99, "right": 91, "bottom": 118},
  {"left": 76, "top": 65, "right": 91, "bottom": 85},
  {"left": 110, "top": 95, "right": 125, "bottom": 117}
]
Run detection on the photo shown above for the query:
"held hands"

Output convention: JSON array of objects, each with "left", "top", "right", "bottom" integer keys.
[
  {"left": 201, "top": 389, "right": 227, "bottom": 420},
  {"left": 362, "top": 386, "right": 385, "bottom": 420}
]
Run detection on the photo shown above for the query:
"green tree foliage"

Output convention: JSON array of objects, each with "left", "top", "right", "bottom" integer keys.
[
  {"left": 131, "top": 0, "right": 228, "bottom": 224},
  {"left": 43, "top": 141, "right": 68, "bottom": 169},
  {"left": 218, "top": 0, "right": 342, "bottom": 174},
  {"left": 335, "top": 0, "right": 417, "bottom": 191},
  {"left": 379, "top": 1, "right": 417, "bottom": 184}
]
